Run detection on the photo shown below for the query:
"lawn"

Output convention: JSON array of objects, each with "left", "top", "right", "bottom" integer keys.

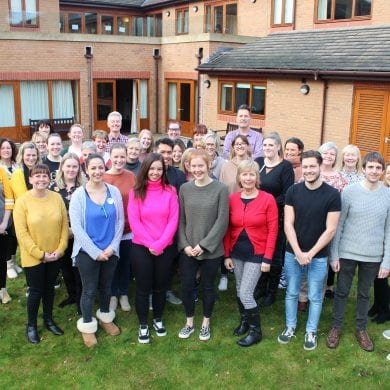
[{"left": 0, "top": 273, "right": 389, "bottom": 390}]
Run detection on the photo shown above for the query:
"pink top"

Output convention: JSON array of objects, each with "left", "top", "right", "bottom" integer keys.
[{"left": 128, "top": 179, "right": 179, "bottom": 255}]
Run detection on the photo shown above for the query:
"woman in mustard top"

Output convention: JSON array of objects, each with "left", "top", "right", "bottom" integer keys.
[{"left": 13, "top": 164, "right": 68, "bottom": 344}]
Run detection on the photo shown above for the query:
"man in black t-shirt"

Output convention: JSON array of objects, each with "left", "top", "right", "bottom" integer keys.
[{"left": 277, "top": 150, "right": 341, "bottom": 351}]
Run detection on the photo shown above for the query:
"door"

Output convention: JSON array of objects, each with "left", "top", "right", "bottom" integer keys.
[
  {"left": 166, "top": 80, "right": 195, "bottom": 137},
  {"left": 351, "top": 88, "right": 390, "bottom": 162},
  {"left": 94, "top": 80, "right": 116, "bottom": 131}
]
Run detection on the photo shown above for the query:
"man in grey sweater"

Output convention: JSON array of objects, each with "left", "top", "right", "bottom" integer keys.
[{"left": 327, "top": 152, "right": 390, "bottom": 352}]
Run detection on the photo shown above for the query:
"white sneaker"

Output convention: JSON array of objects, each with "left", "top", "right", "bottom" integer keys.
[
  {"left": 119, "top": 295, "right": 131, "bottom": 311},
  {"left": 7, "top": 260, "right": 18, "bottom": 279},
  {"left": 383, "top": 329, "right": 390, "bottom": 340},
  {"left": 138, "top": 325, "right": 150, "bottom": 344},
  {"left": 218, "top": 276, "right": 228, "bottom": 291},
  {"left": 0, "top": 288, "right": 12, "bottom": 304},
  {"left": 109, "top": 296, "right": 118, "bottom": 311}
]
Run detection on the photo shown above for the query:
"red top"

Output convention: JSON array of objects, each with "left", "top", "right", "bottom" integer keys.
[{"left": 224, "top": 190, "right": 279, "bottom": 262}]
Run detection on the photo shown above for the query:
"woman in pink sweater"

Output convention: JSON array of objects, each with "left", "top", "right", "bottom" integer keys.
[{"left": 128, "top": 153, "right": 179, "bottom": 344}]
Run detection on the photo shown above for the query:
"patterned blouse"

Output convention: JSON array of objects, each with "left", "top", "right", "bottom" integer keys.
[
  {"left": 339, "top": 170, "right": 364, "bottom": 186},
  {"left": 321, "top": 171, "right": 348, "bottom": 192}
]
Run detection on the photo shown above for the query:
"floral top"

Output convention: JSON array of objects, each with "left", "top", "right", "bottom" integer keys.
[
  {"left": 339, "top": 170, "right": 364, "bottom": 186},
  {"left": 321, "top": 171, "right": 348, "bottom": 192}
]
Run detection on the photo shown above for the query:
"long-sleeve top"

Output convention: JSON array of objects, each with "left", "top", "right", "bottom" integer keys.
[
  {"left": 178, "top": 180, "right": 229, "bottom": 260},
  {"left": 128, "top": 179, "right": 179, "bottom": 255},
  {"left": 210, "top": 155, "right": 226, "bottom": 180},
  {"left": 10, "top": 168, "right": 28, "bottom": 199},
  {"left": 103, "top": 170, "right": 136, "bottom": 235},
  {"left": 69, "top": 183, "right": 124, "bottom": 261},
  {"left": 223, "top": 129, "right": 264, "bottom": 159},
  {"left": 219, "top": 159, "right": 241, "bottom": 195},
  {"left": 330, "top": 182, "right": 390, "bottom": 269},
  {"left": 13, "top": 191, "right": 69, "bottom": 267},
  {"left": 224, "top": 191, "right": 278, "bottom": 263},
  {"left": 0, "top": 166, "right": 14, "bottom": 218}
]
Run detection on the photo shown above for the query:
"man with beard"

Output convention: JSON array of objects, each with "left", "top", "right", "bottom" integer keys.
[{"left": 277, "top": 150, "right": 341, "bottom": 351}]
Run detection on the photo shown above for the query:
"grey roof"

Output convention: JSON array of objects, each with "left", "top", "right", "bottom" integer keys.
[
  {"left": 60, "top": 0, "right": 191, "bottom": 8},
  {"left": 198, "top": 26, "right": 390, "bottom": 77}
]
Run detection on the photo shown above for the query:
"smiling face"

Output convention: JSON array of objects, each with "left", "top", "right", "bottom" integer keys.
[
  {"left": 321, "top": 148, "right": 337, "bottom": 168},
  {"left": 343, "top": 150, "right": 358, "bottom": 170},
  {"left": 232, "top": 138, "right": 249, "bottom": 158},
  {"left": 172, "top": 145, "right": 183, "bottom": 164},
  {"left": 236, "top": 108, "right": 251, "bottom": 130},
  {"left": 302, "top": 157, "right": 321, "bottom": 184},
  {"left": 29, "top": 172, "right": 50, "bottom": 190},
  {"left": 38, "top": 124, "right": 51, "bottom": 137},
  {"left": 111, "top": 147, "right": 127, "bottom": 171},
  {"left": 156, "top": 143, "right": 173, "bottom": 167},
  {"left": 94, "top": 137, "right": 107, "bottom": 154},
  {"left": 23, "top": 147, "right": 38, "bottom": 169},
  {"left": 204, "top": 137, "right": 216, "bottom": 158},
  {"left": 239, "top": 168, "right": 258, "bottom": 191},
  {"left": 263, "top": 138, "right": 280, "bottom": 159},
  {"left": 167, "top": 123, "right": 181, "bottom": 140},
  {"left": 62, "top": 158, "right": 80, "bottom": 182},
  {"left": 107, "top": 114, "right": 122, "bottom": 134},
  {"left": 147, "top": 160, "right": 163, "bottom": 182},
  {"left": 0, "top": 141, "right": 12, "bottom": 161},
  {"left": 68, "top": 126, "right": 83, "bottom": 144},
  {"left": 190, "top": 156, "right": 209, "bottom": 182},
  {"left": 47, "top": 136, "right": 63, "bottom": 158},
  {"left": 140, "top": 133, "right": 152, "bottom": 150},
  {"left": 86, "top": 157, "right": 105, "bottom": 183},
  {"left": 284, "top": 142, "right": 300, "bottom": 160},
  {"left": 363, "top": 161, "right": 384, "bottom": 185},
  {"left": 127, "top": 142, "right": 141, "bottom": 162}
]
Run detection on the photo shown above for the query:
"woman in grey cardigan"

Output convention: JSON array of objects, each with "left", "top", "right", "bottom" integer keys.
[
  {"left": 69, "top": 154, "right": 124, "bottom": 348},
  {"left": 178, "top": 149, "right": 229, "bottom": 342}
]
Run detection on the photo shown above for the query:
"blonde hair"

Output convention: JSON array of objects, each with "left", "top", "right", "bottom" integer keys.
[
  {"left": 236, "top": 160, "right": 260, "bottom": 188},
  {"left": 180, "top": 148, "right": 195, "bottom": 174},
  {"left": 31, "top": 131, "right": 47, "bottom": 143},
  {"left": 55, "top": 153, "right": 85, "bottom": 189},
  {"left": 16, "top": 141, "right": 41, "bottom": 166},
  {"left": 92, "top": 130, "right": 108, "bottom": 141},
  {"left": 138, "top": 129, "right": 154, "bottom": 153},
  {"left": 339, "top": 144, "right": 362, "bottom": 173}
]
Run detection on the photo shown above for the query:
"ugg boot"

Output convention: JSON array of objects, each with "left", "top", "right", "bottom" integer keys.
[
  {"left": 0, "top": 288, "right": 11, "bottom": 304},
  {"left": 77, "top": 318, "right": 98, "bottom": 348},
  {"left": 7, "top": 260, "right": 18, "bottom": 279},
  {"left": 96, "top": 309, "right": 120, "bottom": 336},
  {"left": 233, "top": 297, "right": 249, "bottom": 336},
  {"left": 237, "top": 306, "right": 262, "bottom": 347}
]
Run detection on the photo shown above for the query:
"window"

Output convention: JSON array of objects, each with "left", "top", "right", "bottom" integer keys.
[
  {"left": 205, "top": 2, "right": 237, "bottom": 34},
  {"left": 133, "top": 14, "right": 162, "bottom": 37},
  {"left": 272, "top": 0, "right": 294, "bottom": 26},
  {"left": 316, "top": 0, "right": 372, "bottom": 21},
  {"left": 68, "top": 13, "right": 82, "bottom": 33},
  {"left": 0, "top": 84, "right": 16, "bottom": 127},
  {"left": 85, "top": 13, "right": 97, "bottom": 34},
  {"left": 9, "top": 0, "right": 38, "bottom": 27},
  {"left": 219, "top": 81, "right": 266, "bottom": 116},
  {"left": 117, "top": 16, "right": 130, "bottom": 35},
  {"left": 176, "top": 8, "right": 189, "bottom": 34},
  {"left": 101, "top": 15, "right": 113, "bottom": 35}
]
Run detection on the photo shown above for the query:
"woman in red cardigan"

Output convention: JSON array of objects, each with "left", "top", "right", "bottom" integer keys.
[{"left": 224, "top": 160, "right": 278, "bottom": 347}]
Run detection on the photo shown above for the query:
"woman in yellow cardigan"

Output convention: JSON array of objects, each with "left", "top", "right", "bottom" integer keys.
[{"left": 14, "top": 164, "right": 68, "bottom": 344}]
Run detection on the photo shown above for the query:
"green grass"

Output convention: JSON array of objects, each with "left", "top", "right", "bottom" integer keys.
[{"left": 0, "top": 274, "right": 389, "bottom": 390}]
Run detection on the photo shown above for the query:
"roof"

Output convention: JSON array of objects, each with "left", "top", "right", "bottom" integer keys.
[
  {"left": 198, "top": 26, "right": 390, "bottom": 79},
  {"left": 60, "top": 0, "right": 192, "bottom": 9}
]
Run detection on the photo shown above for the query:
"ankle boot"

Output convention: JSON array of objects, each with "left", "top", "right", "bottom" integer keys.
[
  {"left": 26, "top": 325, "right": 40, "bottom": 344},
  {"left": 237, "top": 306, "right": 262, "bottom": 347},
  {"left": 233, "top": 297, "right": 249, "bottom": 336},
  {"left": 260, "top": 265, "right": 282, "bottom": 307}
]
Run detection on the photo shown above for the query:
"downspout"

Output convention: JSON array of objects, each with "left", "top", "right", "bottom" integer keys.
[
  {"left": 320, "top": 79, "right": 328, "bottom": 145},
  {"left": 153, "top": 50, "right": 161, "bottom": 133},
  {"left": 84, "top": 47, "right": 93, "bottom": 137},
  {"left": 195, "top": 48, "right": 204, "bottom": 124}
]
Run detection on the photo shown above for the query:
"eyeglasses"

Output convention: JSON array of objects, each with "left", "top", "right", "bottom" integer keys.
[
  {"left": 234, "top": 143, "right": 247, "bottom": 147},
  {"left": 168, "top": 128, "right": 180, "bottom": 132}
]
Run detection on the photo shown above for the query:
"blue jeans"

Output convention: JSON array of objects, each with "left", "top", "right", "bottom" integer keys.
[{"left": 284, "top": 251, "right": 328, "bottom": 333}]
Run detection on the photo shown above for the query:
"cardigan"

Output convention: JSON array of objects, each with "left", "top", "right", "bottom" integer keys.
[
  {"left": 10, "top": 168, "right": 28, "bottom": 199},
  {"left": 128, "top": 179, "right": 179, "bottom": 255},
  {"left": 224, "top": 191, "right": 278, "bottom": 263},
  {"left": 13, "top": 191, "right": 69, "bottom": 267},
  {"left": 69, "top": 183, "right": 124, "bottom": 261}
]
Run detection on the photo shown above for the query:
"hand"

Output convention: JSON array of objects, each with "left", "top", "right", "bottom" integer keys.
[
  {"left": 50, "top": 250, "right": 61, "bottom": 261},
  {"left": 184, "top": 246, "right": 194, "bottom": 256},
  {"left": 261, "top": 263, "right": 271, "bottom": 273},
  {"left": 295, "top": 251, "right": 312, "bottom": 266},
  {"left": 149, "top": 248, "right": 158, "bottom": 256},
  {"left": 43, "top": 252, "right": 56, "bottom": 262},
  {"left": 331, "top": 260, "right": 340, "bottom": 273},
  {"left": 0, "top": 222, "right": 7, "bottom": 235},
  {"left": 192, "top": 244, "right": 204, "bottom": 257},
  {"left": 378, "top": 267, "right": 389, "bottom": 279},
  {"left": 97, "top": 252, "right": 109, "bottom": 262},
  {"left": 102, "top": 247, "right": 114, "bottom": 258},
  {"left": 224, "top": 258, "right": 234, "bottom": 270}
]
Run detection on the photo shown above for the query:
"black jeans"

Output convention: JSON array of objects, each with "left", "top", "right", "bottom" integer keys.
[
  {"left": 24, "top": 261, "right": 61, "bottom": 326},
  {"left": 180, "top": 254, "right": 221, "bottom": 318},
  {"left": 76, "top": 251, "right": 118, "bottom": 323},
  {"left": 111, "top": 239, "right": 132, "bottom": 296},
  {"left": 0, "top": 233, "right": 11, "bottom": 288},
  {"left": 332, "top": 258, "right": 380, "bottom": 330},
  {"left": 132, "top": 243, "right": 176, "bottom": 325}
]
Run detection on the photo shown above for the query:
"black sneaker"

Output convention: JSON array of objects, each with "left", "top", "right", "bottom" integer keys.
[
  {"left": 138, "top": 325, "right": 150, "bottom": 344},
  {"left": 153, "top": 319, "right": 167, "bottom": 337},
  {"left": 304, "top": 332, "right": 317, "bottom": 351},
  {"left": 277, "top": 327, "right": 296, "bottom": 344}
]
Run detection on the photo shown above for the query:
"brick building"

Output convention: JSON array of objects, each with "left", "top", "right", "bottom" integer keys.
[{"left": 0, "top": 0, "right": 389, "bottom": 160}]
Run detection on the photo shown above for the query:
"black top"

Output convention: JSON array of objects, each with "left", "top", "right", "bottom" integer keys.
[
  {"left": 42, "top": 157, "right": 61, "bottom": 184},
  {"left": 285, "top": 182, "right": 341, "bottom": 258},
  {"left": 255, "top": 157, "right": 294, "bottom": 209},
  {"left": 124, "top": 160, "right": 142, "bottom": 176},
  {"left": 167, "top": 165, "right": 186, "bottom": 194}
]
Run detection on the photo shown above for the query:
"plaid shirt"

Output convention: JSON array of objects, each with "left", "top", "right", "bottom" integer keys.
[{"left": 106, "top": 133, "right": 129, "bottom": 152}]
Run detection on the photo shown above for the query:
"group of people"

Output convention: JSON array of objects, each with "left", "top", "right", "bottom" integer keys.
[{"left": 0, "top": 106, "right": 389, "bottom": 359}]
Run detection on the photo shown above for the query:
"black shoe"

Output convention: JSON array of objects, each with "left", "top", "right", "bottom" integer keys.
[
  {"left": 368, "top": 304, "right": 378, "bottom": 318},
  {"left": 259, "top": 293, "right": 276, "bottom": 307},
  {"left": 58, "top": 297, "right": 76, "bottom": 308},
  {"left": 44, "top": 320, "right": 64, "bottom": 336},
  {"left": 237, "top": 307, "right": 262, "bottom": 347},
  {"left": 26, "top": 325, "right": 40, "bottom": 344},
  {"left": 234, "top": 316, "right": 249, "bottom": 336}
]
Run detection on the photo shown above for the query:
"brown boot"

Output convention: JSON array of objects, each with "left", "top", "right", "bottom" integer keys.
[
  {"left": 326, "top": 327, "right": 341, "bottom": 349},
  {"left": 77, "top": 318, "right": 98, "bottom": 348},
  {"left": 355, "top": 330, "right": 374, "bottom": 352},
  {"left": 96, "top": 309, "right": 121, "bottom": 336}
]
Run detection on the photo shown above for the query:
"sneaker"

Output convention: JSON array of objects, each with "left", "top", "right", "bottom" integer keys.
[
  {"left": 278, "top": 327, "right": 296, "bottom": 344},
  {"left": 199, "top": 326, "right": 211, "bottom": 341},
  {"left": 166, "top": 290, "right": 182, "bottom": 305},
  {"left": 119, "top": 295, "right": 131, "bottom": 311},
  {"left": 153, "top": 319, "right": 167, "bottom": 337},
  {"left": 138, "top": 325, "right": 150, "bottom": 344},
  {"left": 0, "top": 288, "right": 12, "bottom": 304},
  {"left": 178, "top": 325, "right": 194, "bottom": 339},
  {"left": 304, "top": 332, "right": 318, "bottom": 351},
  {"left": 109, "top": 296, "right": 118, "bottom": 311},
  {"left": 218, "top": 276, "right": 228, "bottom": 291},
  {"left": 7, "top": 266, "right": 18, "bottom": 279},
  {"left": 383, "top": 329, "right": 390, "bottom": 340}
]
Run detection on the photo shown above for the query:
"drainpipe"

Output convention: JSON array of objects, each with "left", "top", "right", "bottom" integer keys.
[
  {"left": 320, "top": 79, "right": 328, "bottom": 145},
  {"left": 195, "top": 48, "right": 203, "bottom": 124},
  {"left": 153, "top": 49, "right": 161, "bottom": 133},
  {"left": 84, "top": 46, "right": 93, "bottom": 137}
]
